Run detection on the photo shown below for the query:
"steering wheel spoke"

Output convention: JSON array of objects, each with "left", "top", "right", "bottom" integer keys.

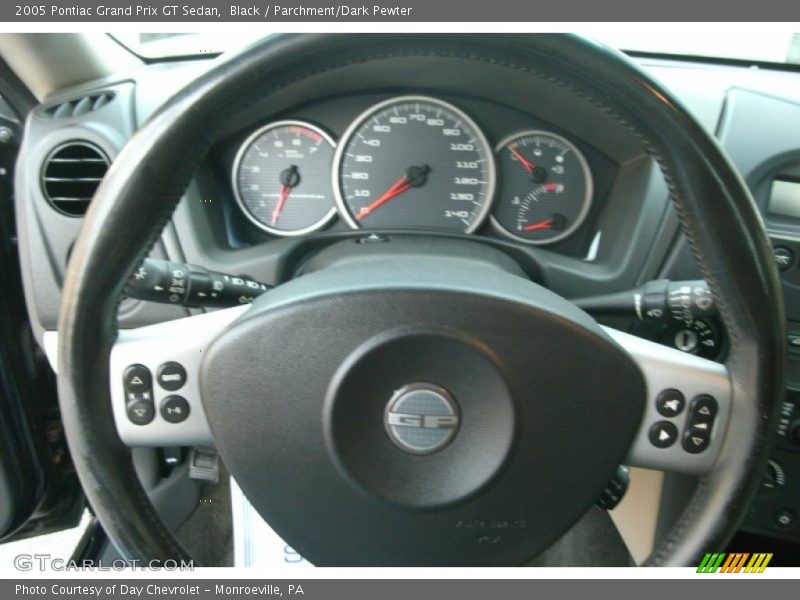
[
  {"left": 109, "top": 306, "right": 249, "bottom": 447},
  {"left": 603, "top": 327, "right": 732, "bottom": 476}
]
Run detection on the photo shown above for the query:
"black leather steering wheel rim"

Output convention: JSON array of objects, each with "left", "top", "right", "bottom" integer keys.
[{"left": 57, "top": 33, "right": 785, "bottom": 566}]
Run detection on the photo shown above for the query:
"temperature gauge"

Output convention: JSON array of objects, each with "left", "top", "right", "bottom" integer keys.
[{"left": 492, "top": 130, "right": 593, "bottom": 245}]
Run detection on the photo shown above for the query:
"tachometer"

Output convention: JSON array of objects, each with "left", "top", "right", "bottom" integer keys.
[
  {"left": 492, "top": 130, "right": 592, "bottom": 245},
  {"left": 233, "top": 120, "right": 337, "bottom": 236},
  {"left": 333, "top": 96, "right": 495, "bottom": 233}
]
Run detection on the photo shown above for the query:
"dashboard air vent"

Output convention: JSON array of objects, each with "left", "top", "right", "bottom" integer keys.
[
  {"left": 41, "top": 142, "right": 110, "bottom": 216},
  {"left": 40, "top": 92, "right": 115, "bottom": 119}
]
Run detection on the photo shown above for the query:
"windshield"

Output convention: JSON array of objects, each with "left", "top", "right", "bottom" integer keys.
[
  {"left": 111, "top": 32, "right": 800, "bottom": 66},
  {"left": 111, "top": 32, "right": 266, "bottom": 58},
  {"left": 595, "top": 31, "right": 800, "bottom": 65}
]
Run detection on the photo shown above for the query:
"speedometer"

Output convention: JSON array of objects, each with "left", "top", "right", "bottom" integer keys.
[{"left": 333, "top": 96, "right": 495, "bottom": 233}]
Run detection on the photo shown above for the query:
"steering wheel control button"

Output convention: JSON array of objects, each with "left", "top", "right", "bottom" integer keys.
[
  {"left": 123, "top": 363, "right": 152, "bottom": 393},
  {"left": 384, "top": 383, "right": 460, "bottom": 455},
  {"left": 157, "top": 361, "right": 187, "bottom": 391},
  {"left": 682, "top": 427, "right": 711, "bottom": 454},
  {"left": 655, "top": 388, "right": 685, "bottom": 417},
  {"left": 126, "top": 395, "right": 155, "bottom": 426},
  {"left": 160, "top": 395, "right": 190, "bottom": 423},
  {"left": 682, "top": 395, "right": 717, "bottom": 454},
  {"left": 688, "top": 394, "right": 718, "bottom": 427},
  {"left": 773, "top": 246, "right": 794, "bottom": 272},
  {"left": 648, "top": 421, "right": 678, "bottom": 448}
]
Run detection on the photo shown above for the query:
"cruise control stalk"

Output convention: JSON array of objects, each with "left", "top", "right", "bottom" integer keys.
[
  {"left": 574, "top": 279, "right": 716, "bottom": 324},
  {"left": 125, "top": 258, "right": 271, "bottom": 308}
]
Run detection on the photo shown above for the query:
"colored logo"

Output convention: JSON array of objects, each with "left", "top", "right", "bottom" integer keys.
[{"left": 697, "top": 552, "right": 773, "bottom": 573}]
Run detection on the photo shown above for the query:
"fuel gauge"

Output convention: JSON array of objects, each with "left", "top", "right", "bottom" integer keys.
[{"left": 492, "top": 130, "right": 593, "bottom": 245}]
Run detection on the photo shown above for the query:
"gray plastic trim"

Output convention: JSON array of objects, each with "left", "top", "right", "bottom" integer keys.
[
  {"left": 46, "top": 310, "right": 733, "bottom": 464},
  {"left": 606, "top": 327, "right": 732, "bottom": 475},
  {"left": 108, "top": 305, "right": 249, "bottom": 447},
  {"left": 101, "top": 308, "right": 730, "bottom": 469}
]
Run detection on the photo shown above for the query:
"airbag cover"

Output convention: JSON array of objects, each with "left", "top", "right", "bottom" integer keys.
[{"left": 200, "top": 255, "right": 645, "bottom": 565}]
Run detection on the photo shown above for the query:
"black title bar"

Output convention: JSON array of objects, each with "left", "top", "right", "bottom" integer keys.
[{"left": 4, "top": 0, "right": 800, "bottom": 21}]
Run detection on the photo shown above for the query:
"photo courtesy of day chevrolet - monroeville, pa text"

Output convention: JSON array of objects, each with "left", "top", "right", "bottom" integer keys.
[{"left": 0, "top": 1, "right": 798, "bottom": 597}]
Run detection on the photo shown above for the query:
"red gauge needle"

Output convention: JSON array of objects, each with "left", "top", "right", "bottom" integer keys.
[
  {"left": 271, "top": 185, "right": 291, "bottom": 225},
  {"left": 523, "top": 213, "right": 567, "bottom": 233},
  {"left": 271, "top": 165, "right": 300, "bottom": 225},
  {"left": 508, "top": 146, "right": 535, "bottom": 173},
  {"left": 523, "top": 218, "right": 554, "bottom": 232},
  {"left": 357, "top": 177, "right": 411, "bottom": 219},
  {"left": 356, "top": 165, "right": 431, "bottom": 220}
]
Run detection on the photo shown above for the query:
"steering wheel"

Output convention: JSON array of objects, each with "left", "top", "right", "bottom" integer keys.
[{"left": 57, "top": 34, "right": 785, "bottom": 566}]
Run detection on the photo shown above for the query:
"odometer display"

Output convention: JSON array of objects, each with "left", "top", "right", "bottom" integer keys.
[{"left": 334, "top": 96, "right": 495, "bottom": 233}]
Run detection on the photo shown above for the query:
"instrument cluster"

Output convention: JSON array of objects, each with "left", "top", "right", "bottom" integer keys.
[{"left": 231, "top": 95, "right": 596, "bottom": 246}]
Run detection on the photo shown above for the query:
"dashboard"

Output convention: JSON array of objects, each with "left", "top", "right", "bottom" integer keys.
[{"left": 10, "top": 41, "right": 800, "bottom": 558}]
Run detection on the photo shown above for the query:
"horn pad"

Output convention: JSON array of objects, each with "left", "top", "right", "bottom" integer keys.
[{"left": 200, "top": 242, "right": 645, "bottom": 566}]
